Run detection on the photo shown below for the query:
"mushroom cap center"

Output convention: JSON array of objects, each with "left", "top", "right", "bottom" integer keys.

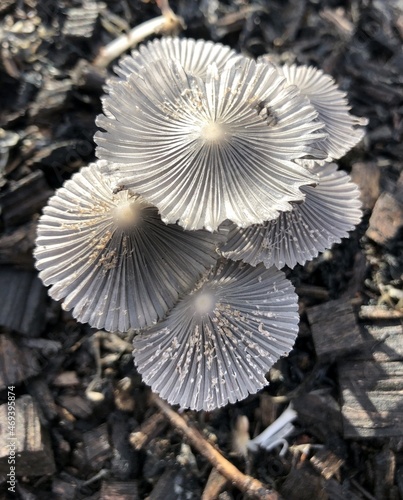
[
  {"left": 194, "top": 291, "right": 216, "bottom": 315},
  {"left": 114, "top": 201, "right": 142, "bottom": 229},
  {"left": 199, "top": 121, "right": 227, "bottom": 143}
]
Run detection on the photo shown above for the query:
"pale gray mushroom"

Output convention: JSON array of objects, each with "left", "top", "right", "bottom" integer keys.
[
  {"left": 220, "top": 162, "right": 362, "bottom": 269},
  {"left": 133, "top": 259, "right": 299, "bottom": 411},
  {"left": 96, "top": 54, "right": 327, "bottom": 231},
  {"left": 34, "top": 162, "right": 226, "bottom": 332},
  {"left": 111, "top": 36, "right": 244, "bottom": 82},
  {"left": 258, "top": 60, "right": 367, "bottom": 161}
]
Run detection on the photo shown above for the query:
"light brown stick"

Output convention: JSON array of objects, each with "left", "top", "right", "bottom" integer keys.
[{"left": 152, "top": 395, "right": 282, "bottom": 500}]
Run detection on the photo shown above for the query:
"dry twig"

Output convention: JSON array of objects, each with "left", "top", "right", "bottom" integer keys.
[
  {"left": 152, "top": 395, "right": 282, "bottom": 500},
  {"left": 93, "top": 1, "right": 184, "bottom": 68}
]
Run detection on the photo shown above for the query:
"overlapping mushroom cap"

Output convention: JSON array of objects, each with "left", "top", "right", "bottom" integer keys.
[
  {"left": 220, "top": 162, "right": 362, "bottom": 269},
  {"left": 111, "top": 36, "right": 243, "bottom": 82},
  {"left": 96, "top": 50, "right": 327, "bottom": 231},
  {"left": 34, "top": 162, "right": 226, "bottom": 332},
  {"left": 258, "top": 59, "right": 367, "bottom": 161},
  {"left": 133, "top": 259, "right": 299, "bottom": 411}
]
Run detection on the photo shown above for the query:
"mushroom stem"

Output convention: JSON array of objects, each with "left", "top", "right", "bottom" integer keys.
[
  {"left": 93, "top": 8, "right": 184, "bottom": 68},
  {"left": 152, "top": 394, "right": 282, "bottom": 500}
]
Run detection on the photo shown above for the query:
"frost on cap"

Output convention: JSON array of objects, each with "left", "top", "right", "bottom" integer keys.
[
  {"left": 258, "top": 60, "right": 366, "bottom": 161},
  {"left": 96, "top": 57, "right": 327, "bottom": 231},
  {"left": 111, "top": 37, "right": 243, "bottom": 83},
  {"left": 34, "top": 162, "right": 226, "bottom": 333},
  {"left": 220, "top": 162, "right": 362, "bottom": 269},
  {"left": 133, "top": 259, "right": 299, "bottom": 411}
]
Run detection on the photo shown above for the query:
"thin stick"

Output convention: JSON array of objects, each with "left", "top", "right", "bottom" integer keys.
[
  {"left": 94, "top": 8, "right": 184, "bottom": 68},
  {"left": 152, "top": 395, "right": 282, "bottom": 500}
]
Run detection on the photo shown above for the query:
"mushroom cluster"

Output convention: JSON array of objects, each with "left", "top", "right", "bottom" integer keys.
[{"left": 35, "top": 37, "right": 365, "bottom": 411}]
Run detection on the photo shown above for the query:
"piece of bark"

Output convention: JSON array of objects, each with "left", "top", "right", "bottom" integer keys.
[
  {"left": 149, "top": 468, "right": 201, "bottom": 500},
  {"left": 351, "top": 324, "right": 403, "bottom": 362},
  {"left": 52, "top": 477, "right": 78, "bottom": 499},
  {"left": 100, "top": 481, "right": 139, "bottom": 500},
  {"left": 83, "top": 423, "right": 112, "bottom": 469},
  {"left": 0, "top": 217, "right": 36, "bottom": 266},
  {"left": 129, "top": 412, "right": 166, "bottom": 451},
  {"left": 310, "top": 449, "right": 344, "bottom": 480},
  {"left": 0, "top": 266, "right": 47, "bottom": 336},
  {"left": 351, "top": 162, "right": 381, "bottom": 210},
  {"left": 366, "top": 191, "right": 403, "bottom": 245},
  {"left": 339, "top": 360, "right": 403, "bottom": 437},
  {"left": 280, "top": 465, "right": 327, "bottom": 500},
  {"left": 0, "top": 395, "right": 56, "bottom": 476},
  {"left": 26, "top": 377, "right": 59, "bottom": 423},
  {"left": 57, "top": 394, "right": 93, "bottom": 420},
  {"left": 0, "top": 333, "right": 41, "bottom": 390},
  {"left": 373, "top": 447, "right": 396, "bottom": 500},
  {"left": 28, "top": 78, "right": 73, "bottom": 119},
  {"left": 306, "top": 298, "right": 364, "bottom": 358},
  {"left": 52, "top": 371, "right": 80, "bottom": 388},
  {"left": 62, "top": 2, "right": 100, "bottom": 39},
  {"left": 359, "top": 305, "right": 403, "bottom": 320},
  {"left": 323, "top": 478, "right": 361, "bottom": 500},
  {"left": 0, "top": 170, "right": 52, "bottom": 227},
  {"left": 292, "top": 391, "right": 343, "bottom": 439}
]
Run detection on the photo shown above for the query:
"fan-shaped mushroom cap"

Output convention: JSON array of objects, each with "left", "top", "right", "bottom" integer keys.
[
  {"left": 111, "top": 37, "right": 243, "bottom": 82},
  {"left": 34, "top": 162, "right": 226, "bottom": 332},
  {"left": 133, "top": 259, "right": 299, "bottom": 411},
  {"left": 220, "top": 162, "right": 362, "bottom": 269},
  {"left": 258, "top": 60, "right": 367, "bottom": 160},
  {"left": 96, "top": 56, "right": 327, "bottom": 231}
]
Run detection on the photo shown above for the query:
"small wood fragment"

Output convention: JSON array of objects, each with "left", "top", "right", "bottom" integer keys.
[
  {"left": 129, "top": 412, "right": 166, "bottom": 451},
  {"left": 366, "top": 191, "right": 403, "bottom": 245},
  {"left": 82, "top": 423, "right": 112, "bottom": 469},
  {"left": 352, "top": 324, "right": 403, "bottom": 362},
  {"left": 350, "top": 162, "right": 381, "bottom": 211},
  {"left": 100, "top": 481, "right": 139, "bottom": 500},
  {"left": 310, "top": 449, "right": 344, "bottom": 480},
  {"left": 0, "top": 267, "right": 47, "bottom": 336},
  {"left": 57, "top": 394, "right": 93, "bottom": 420},
  {"left": 280, "top": 465, "right": 327, "bottom": 500},
  {"left": 359, "top": 305, "right": 403, "bottom": 320},
  {"left": 0, "top": 395, "right": 56, "bottom": 476},
  {"left": 0, "top": 170, "right": 52, "bottom": 228},
  {"left": 0, "top": 334, "right": 40, "bottom": 390},
  {"left": 306, "top": 298, "right": 364, "bottom": 358},
  {"left": 339, "top": 360, "right": 403, "bottom": 438},
  {"left": 373, "top": 446, "right": 396, "bottom": 500}
]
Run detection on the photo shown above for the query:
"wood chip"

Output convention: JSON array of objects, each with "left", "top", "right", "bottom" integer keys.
[
  {"left": 0, "top": 333, "right": 41, "bottom": 390},
  {"left": 0, "top": 267, "right": 47, "bottom": 336},
  {"left": 339, "top": 360, "right": 403, "bottom": 437},
  {"left": 0, "top": 170, "right": 52, "bottom": 227},
  {"left": 0, "top": 394, "right": 56, "bottom": 476},
  {"left": 306, "top": 298, "right": 364, "bottom": 358},
  {"left": 83, "top": 423, "right": 112, "bottom": 469},
  {"left": 100, "top": 481, "right": 139, "bottom": 500},
  {"left": 366, "top": 191, "right": 403, "bottom": 245},
  {"left": 310, "top": 449, "right": 344, "bottom": 480},
  {"left": 350, "top": 161, "right": 381, "bottom": 211}
]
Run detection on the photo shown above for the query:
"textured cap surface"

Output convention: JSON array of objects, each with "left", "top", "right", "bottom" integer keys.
[
  {"left": 34, "top": 162, "right": 225, "bottom": 332},
  {"left": 133, "top": 259, "right": 299, "bottom": 411}
]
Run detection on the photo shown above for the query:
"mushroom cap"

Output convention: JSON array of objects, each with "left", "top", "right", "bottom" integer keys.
[
  {"left": 96, "top": 56, "right": 327, "bottom": 231},
  {"left": 34, "top": 162, "right": 226, "bottom": 332},
  {"left": 258, "top": 60, "right": 367, "bottom": 160},
  {"left": 110, "top": 36, "right": 243, "bottom": 83},
  {"left": 220, "top": 162, "right": 362, "bottom": 269},
  {"left": 133, "top": 259, "right": 299, "bottom": 411}
]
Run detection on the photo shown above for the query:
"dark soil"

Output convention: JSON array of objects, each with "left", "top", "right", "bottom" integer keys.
[{"left": 0, "top": 1, "right": 402, "bottom": 499}]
